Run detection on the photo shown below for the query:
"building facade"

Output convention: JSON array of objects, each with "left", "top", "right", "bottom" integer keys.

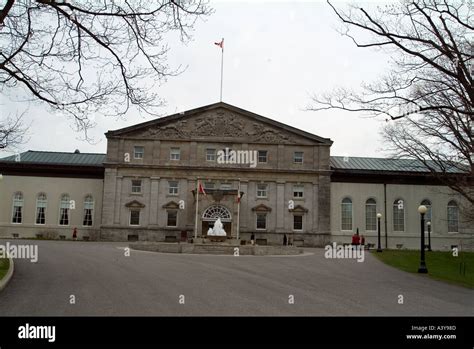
[{"left": 0, "top": 103, "right": 472, "bottom": 249}]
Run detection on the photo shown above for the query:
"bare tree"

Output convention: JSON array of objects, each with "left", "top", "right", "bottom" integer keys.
[
  {"left": 0, "top": 0, "right": 212, "bottom": 147},
  {"left": 308, "top": 0, "right": 473, "bottom": 209},
  {"left": 0, "top": 111, "right": 27, "bottom": 150}
]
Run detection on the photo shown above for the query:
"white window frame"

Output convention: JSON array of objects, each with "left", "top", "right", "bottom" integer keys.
[
  {"left": 293, "top": 151, "right": 304, "bottom": 164},
  {"left": 59, "top": 194, "right": 70, "bottom": 226},
  {"left": 365, "top": 198, "right": 377, "bottom": 232},
  {"left": 256, "top": 212, "right": 267, "bottom": 230},
  {"left": 206, "top": 148, "right": 216, "bottom": 161},
  {"left": 12, "top": 192, "right": 24, "bottom": 224},
  {"left": 447, "top": 201, "right": 459, "bottom": 233},
  {"left": 133, "top": 146, "right": 144, "bottom": 159},
  {"left": 341, "top": 197, "right": 353, "bottom": 231},
  {"left": 83, "top": 195, "right": 94, "bottom": 227},
  {"left": 170, "top": 147, "right": 181, "bottom": 161},
  {"left": 129, "top": 209, "right": 141, "bottom": 226},
  {"left": 293, "top": 184, "right": 304, "bottom": 198},
  {"left": 393, "top": 199, "right": 405, "bottom": 232},
  {"left": 256, "top": 183, "right": 268, "bottom": 198},
  {"left": 35, "top": 193, "right": 47, "bottom": 225},
  {"left": 167, "top": 210, "right": 178, "bottom": 227},
  {"left": 258, "top": 150, "right": 268, "bottom": 163},
  {"left": 168, "top": 181, "right": 179, "bottom": 195},
  {"left": 293, "top": 214, "right": 303, "bottom": 231},
  {"left": 131, "top": 179, "right": 142, "bottom": 193}
]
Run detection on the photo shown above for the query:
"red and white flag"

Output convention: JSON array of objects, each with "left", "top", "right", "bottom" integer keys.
[
  {"left": 236, "top": 182, "right": 241, "bottom": 203},
  {"left": 214, "top": 38, "right": 224, "bottom": 49},
  {"left": 198, "top": 181, "right": 207, "bottom": 196}
]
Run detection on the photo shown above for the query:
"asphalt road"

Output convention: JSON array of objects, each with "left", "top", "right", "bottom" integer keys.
[{"left": 0, "top": 240, "right": 472, "bottom": 316}]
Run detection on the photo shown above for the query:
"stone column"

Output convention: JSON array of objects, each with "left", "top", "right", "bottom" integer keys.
[
  {"left": 113, "top": 176, "right": 123, "bottom": 225},
  {"left": 149, "top": 177, "right": 160, "bottom": 227},
  {"left": 312, "top": 181, "right": 319, "bottom": 232},
  {"left": 318, "top": 175, "right": 331, "bottom": 234},
  {"left": 276, "top": 181, "right": 285, "bottom": 232},
  {"left": 101, "top": 168, "right": 117, "bottom": 226}
]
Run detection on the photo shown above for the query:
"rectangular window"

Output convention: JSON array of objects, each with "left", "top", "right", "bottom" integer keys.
[
  {"left": 83, "top": 209, "right": 93, "bottom": 226},
  {"left": 131, "top": 180, "right": 142, "bottom": 193},
  {"left": 12, "top": 206, "right": 22, "bottom": 224},
  {"left": 130, "top": 209, "right": 140, "bottom": 226},
  {"left": 258, "top": 150, "right": 268, "bottom": 163},
  {"left": 447, "top": 206, "right": 459, "bottom": 233},
  {"left": 170, "top": 148, "right": 180, "bottom": 160},
  {"left": 294, "top": 151, "right": 304, "bottom": 163},
  {"left": 168, "top": 181, "right": 179, "bottom": 195},
  {"left": 256, "top": 213, "right": 267, "bottom": 230},
  {"left": 206, "top": 148, "right": 216, "bottom": 161},
  {"left": 167, "top": 211, "right": 178, "bottom": 227},
  {"left": 59, "top": 208, "right": 69, "bottom": 226},
  {"left": 257, "top": 183, "right": 267, "bottom": 198},
  {"left": 393, "top": 205, "right": 405, "bottom": 232},
  {"left": 134, "top": 146, "right": 144, "bottom": 159},
  {"left": 220, "top": 183, "right": 232, "bottom": 190},
  {"left": 365, "top": 204, "right": 377, "bottom": 231},
  {"left": 204, "top": 182, "right": 215, "bottom": 189},
  {"left": 293, "top": 215, "right": 303, "bottom": 230},
  {"left": 293, "top": 185, "right": 304, "bottom": 198},
  {"left": 36, "top": 207, "right": 46, "bottom": 225}
]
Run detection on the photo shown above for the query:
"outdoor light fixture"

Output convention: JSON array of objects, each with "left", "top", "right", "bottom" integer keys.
[
  {"left": 417, "top": 205, "right": 428, "bottom": 273},
  {"left": 376, "top": 213, "right": 382, "bottom": 252}
]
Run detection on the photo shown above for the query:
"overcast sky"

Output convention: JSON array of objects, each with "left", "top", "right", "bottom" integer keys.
[{"left": 1, "top": 0, "right": 393, "bottom": 158}]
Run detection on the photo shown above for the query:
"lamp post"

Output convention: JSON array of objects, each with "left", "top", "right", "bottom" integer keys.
[
  {"left": 427, "top": 221, "right": 432, "bottom": 251},
  {"left": 376, "top": 213, "right": 382, "bottom": 252},
  {"left": 417, "top": 205, "right": 428, "bottom": 273}
]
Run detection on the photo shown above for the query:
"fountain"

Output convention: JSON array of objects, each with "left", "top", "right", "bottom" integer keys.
[{"left": 207, "top": 218, "right": 227, "bottom": 237}]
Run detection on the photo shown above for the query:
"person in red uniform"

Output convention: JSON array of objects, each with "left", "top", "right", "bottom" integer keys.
[{"left": 351, "top": 232, "right": 360, "bottom": 246}]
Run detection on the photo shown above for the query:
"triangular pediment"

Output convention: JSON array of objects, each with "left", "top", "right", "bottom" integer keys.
[
  {"left": 289, "top": 205, "right": 308, "bottom": 213},
  {"left": 251, "top": 204, "right": 272, "bottom": 212},
  {"left": 125, "top": 200, "right": 145, "bottom": 208},
  {"left": 162, "top": 201, "right": 180, "bottom": 209},
  {"left": 106, "top": 103, "right": 331, "bottom": 145}
]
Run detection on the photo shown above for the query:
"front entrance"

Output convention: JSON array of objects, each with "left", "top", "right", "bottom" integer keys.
[
  {"left": 201, "top": 205, "right": 232, "bottom": 238},
  {"left": 202, "top": 221, "right": 232, "bottom": 237}
]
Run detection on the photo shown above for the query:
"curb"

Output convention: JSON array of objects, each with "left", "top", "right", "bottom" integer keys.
[{"left": 0, "top": 257, "right": 14, "bottom": 292}]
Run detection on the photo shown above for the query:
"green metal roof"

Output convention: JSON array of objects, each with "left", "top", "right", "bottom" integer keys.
[
  {"left": 0, "top": 150, "right": 106, "bottom": 166},
  {"left": 330, "top": 156, "right": 461, "bottom": 173}
]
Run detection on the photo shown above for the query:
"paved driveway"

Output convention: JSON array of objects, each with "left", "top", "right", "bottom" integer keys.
[{"left": 0, "top": 240, "right": 472, "bottom": 315}]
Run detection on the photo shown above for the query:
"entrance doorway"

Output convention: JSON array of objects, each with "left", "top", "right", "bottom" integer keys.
[{"left": 201, "top": 205, "right": 232, "bottom": 237}]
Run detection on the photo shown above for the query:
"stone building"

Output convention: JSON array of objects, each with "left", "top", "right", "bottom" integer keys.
[{"left": 0, "top": 102, "right": 472, "bottom": 249}]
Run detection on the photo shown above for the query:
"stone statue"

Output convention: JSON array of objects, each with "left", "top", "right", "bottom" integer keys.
[{"left": 208, "top": 218, "right": 227, "bottom": 236}]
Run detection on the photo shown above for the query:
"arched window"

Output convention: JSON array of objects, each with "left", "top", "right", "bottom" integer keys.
[
  {"left": 83, "top": 195, "right": 94, "bottom": 226},
  {"left": 12, "top": 192, "right": 23, "bottom": 224},
  {"left": 341, "top": 197, "right": 352, "bottom": 231},
  {"left": 447, "top": 201, "right": 459, "bottom": 233},
  {"left": 421, "top": 199, "right": 432, "bottom": 231},
  {"left": 202, "top": 205, "right": 232, "bottom": 222},
  {"left": 365, "top": 198, "right": 377, "bottom": 231},
  {"left": 36, "top": 193, "right": 47, "bottom": 225},
  {"left": 59, "top": 194, "right": 70, "bottom": 226},
  {"left": 393, "top": 199, "right": 405, "bottom": 232}
]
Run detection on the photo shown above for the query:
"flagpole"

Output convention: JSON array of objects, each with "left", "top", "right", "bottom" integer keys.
[
  {"left": 236, "top": 179, "right": 241, "bottom": 241},
  {"left": 194, "top": 179, "right": 199, "bottom": 240},
  {"left": 220, "top": 38, "right": 224, "bottom": 102}
]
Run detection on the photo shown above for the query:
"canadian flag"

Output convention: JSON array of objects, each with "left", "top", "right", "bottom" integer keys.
[
  {"left": 214, "top": 38, "right": 224, "bottom": 49},
  {"left": 236, "top": 191, "right": 241, "bottom": 204},
  {"left": 198, "top": 181, "right": 207, "bottom": 196}
]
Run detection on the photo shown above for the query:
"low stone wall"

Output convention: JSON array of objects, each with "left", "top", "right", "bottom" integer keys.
[{"left": 130, "top": 242, "right": 304, "bottom": 256}]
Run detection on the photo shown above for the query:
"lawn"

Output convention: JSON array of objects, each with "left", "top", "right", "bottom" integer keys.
[
  {"left": 0, "top": 258, "right": 10, "bottom": 280},
  {"left": 373, "top": 250, "right": 474, "bottom": 288}
]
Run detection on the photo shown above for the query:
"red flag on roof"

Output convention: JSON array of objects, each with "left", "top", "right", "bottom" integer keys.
[{"left": 214, "top": 38, "right": 224, "bottom": 49}]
